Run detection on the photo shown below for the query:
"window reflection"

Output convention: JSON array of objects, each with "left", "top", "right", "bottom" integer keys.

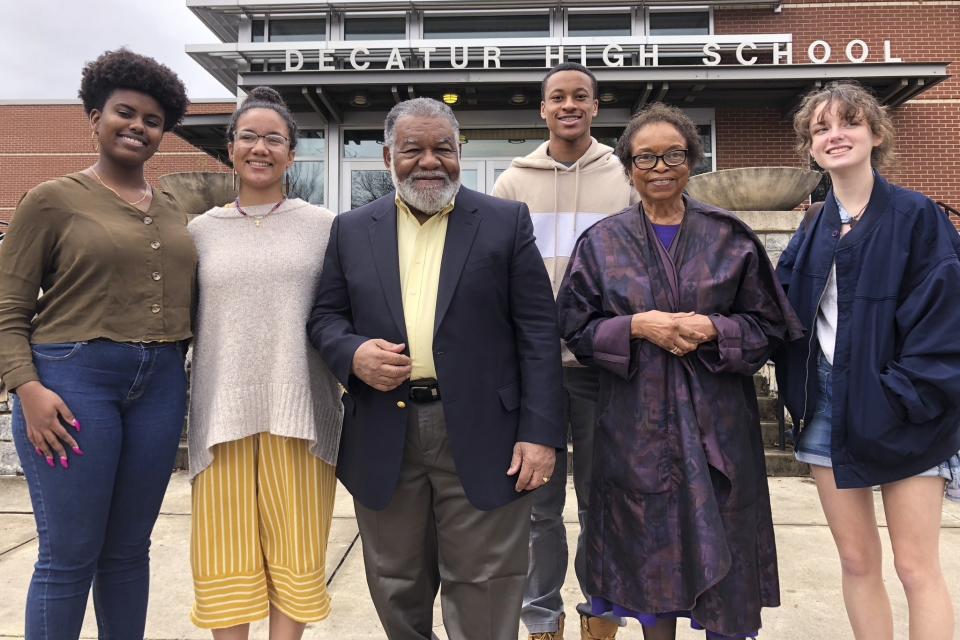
[{"left": 351, "top": 170, "right": 393, "bottom": 208}]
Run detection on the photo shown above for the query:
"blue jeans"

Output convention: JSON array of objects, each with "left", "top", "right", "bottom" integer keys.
[
  {"left": 795, "top": 354, "right": 947, "bottom": 481},
  {"left": 12, "top": 340, "right": 187, "bottom": 640},
  {"left": 521, "top": 367, "right": 622, "bottom": 633}
]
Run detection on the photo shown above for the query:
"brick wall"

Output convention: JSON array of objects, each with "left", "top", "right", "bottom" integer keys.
[
  {"left": 714, "top": 0, "right": 960, "bottom": 224},
  {"left": 0, "top": 102, "right": 233, "bottom": 222}
]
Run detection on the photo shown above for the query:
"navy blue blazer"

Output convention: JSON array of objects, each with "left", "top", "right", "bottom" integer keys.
[
  {"left": 774, "top": 175, "right": 960, "bottom": 488},
  {"left": 307, "top": 187, "right": 564, "bottom": 511}
]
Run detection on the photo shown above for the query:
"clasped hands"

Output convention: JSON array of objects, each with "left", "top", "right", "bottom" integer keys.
[
  {"left": 351, "top": 338, "right": 554, "bottom": 492},
  {"left": 630, "top": 310, "right": 718, "bottom": 356}
]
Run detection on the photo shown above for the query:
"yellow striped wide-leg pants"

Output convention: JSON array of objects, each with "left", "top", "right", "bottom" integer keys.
[{"left": 190, "top": 433, "right": 336, "bottom": 629}]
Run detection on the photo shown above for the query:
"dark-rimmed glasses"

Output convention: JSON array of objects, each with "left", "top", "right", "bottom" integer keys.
[
  {"left": 234, "top": 130, "right": 289, "bottom": 149},
  {"left": 631, "top": 149, "right": 688, "bottom": 170}
]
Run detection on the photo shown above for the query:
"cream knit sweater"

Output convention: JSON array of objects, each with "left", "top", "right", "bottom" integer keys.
[{"left": 187, "top": 198, "right": 342, "bottom": 479}]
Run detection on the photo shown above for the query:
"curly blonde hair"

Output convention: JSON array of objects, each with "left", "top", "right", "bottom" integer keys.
[{"left": 793, "top": 81, "right": 895, "bottom": 169}]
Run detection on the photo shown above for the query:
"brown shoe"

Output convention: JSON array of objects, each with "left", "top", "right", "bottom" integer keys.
[
  {"left": 580, "top": 613, "right": 618, "bottom": 640},
  {"left": 529, "top": 612, "right": 565, "bottom": 640}
]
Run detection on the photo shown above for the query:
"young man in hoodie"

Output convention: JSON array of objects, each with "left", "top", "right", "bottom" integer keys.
[{"left": 493, "top": 62, "right": 635, "bottom": 640}]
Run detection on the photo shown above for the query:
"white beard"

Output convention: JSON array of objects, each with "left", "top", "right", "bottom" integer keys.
[{"left": 390, "top": 161, "right": 461, "bottom": 215}]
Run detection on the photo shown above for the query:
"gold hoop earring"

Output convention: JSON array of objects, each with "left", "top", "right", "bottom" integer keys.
[{"left": 91, "top": 130, "right": 100, "bottom": 153}]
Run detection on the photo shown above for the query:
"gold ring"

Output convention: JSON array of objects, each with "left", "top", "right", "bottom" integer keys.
[
  {"left": 542, "top": 476, "right": 551, "bottom": 484},
  {"left": 671, "top": 346, "right": 681, "bottom": 355}
]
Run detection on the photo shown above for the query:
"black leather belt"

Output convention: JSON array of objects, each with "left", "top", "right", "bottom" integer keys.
[{"left": 409, "top": 378, "right": 441, "bottom": 402}]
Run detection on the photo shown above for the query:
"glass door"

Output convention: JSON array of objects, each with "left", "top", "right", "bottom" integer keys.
[
  {"left": 486, "top": 160, "right": 513, "bottom": 193},
  {"left": 341, "top": 160, "right": 492, "bottom": 211},
  {"left": 341, "top": 160, "right": 392, "bottom": 211}
]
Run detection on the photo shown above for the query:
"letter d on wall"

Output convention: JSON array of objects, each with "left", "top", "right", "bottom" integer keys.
[{"left": 285, "top": 49, "right": 304, "bottom": 72}]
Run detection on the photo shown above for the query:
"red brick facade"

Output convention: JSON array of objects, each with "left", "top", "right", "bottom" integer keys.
[
  {"left": 714, "top": 0, "right": 960, "bottom": 222},
  {"left": 1, "top": 1, "right": 957, "bottom": 226},
  {"left": 0, "top": 102, "right": 233, "bottom": 221}
]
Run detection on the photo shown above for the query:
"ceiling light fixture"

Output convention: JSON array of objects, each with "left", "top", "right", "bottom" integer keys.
[
  {"left": 598, "top": 91, "right": 617, "bottom": 104},
  {"left": 442, "top": 92, "right": 460, "bottom": 105},
  {"left": 351, "top": 92, "right": 369, "bottom": 107},
  {"left": 508, "top": 92, "right": 528, "bottom": 105}
]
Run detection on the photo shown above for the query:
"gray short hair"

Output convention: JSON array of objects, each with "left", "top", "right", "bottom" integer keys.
[{"left": 384, "top": 98, "right": 460, "bottom": 149}]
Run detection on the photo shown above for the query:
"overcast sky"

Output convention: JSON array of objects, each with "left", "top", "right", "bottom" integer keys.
[{"left": 1, "top": 0, "right": 234, "bottom": 100}]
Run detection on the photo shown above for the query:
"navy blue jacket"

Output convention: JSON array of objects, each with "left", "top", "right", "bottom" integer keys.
[
  {"left": 775, "top": 175, "right": 960, "bottom": 488},
  {"left": 307, "top": 187, "right": 564, "bottom": 511}
]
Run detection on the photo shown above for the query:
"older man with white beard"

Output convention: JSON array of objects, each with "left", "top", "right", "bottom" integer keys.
[{"left": 308, "top": 98, "right": 564, "bottom": 640}]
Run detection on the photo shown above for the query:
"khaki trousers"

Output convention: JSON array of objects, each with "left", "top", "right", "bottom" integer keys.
[{"left": 354, "top": 400, "right": 532, "bottom": 640}]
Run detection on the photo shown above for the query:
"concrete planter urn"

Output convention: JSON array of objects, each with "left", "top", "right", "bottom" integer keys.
[
  {"left": 685, "top": 167, "right": 821, "bottom": 211},
  {"left": 158, "top": 171, "right": 236, "bottom": 219}
]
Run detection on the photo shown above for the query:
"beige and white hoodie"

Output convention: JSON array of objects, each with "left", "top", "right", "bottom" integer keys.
[{"left": 492, "top": 137, "right": 636, "bottom": 365}]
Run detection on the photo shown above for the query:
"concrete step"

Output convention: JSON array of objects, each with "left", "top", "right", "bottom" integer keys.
[
  {"left": 175, "top": 440, "right": 189, "bottom": 471},
  {"left": 757, "top": 394, "right": 780, "bottom": 422},
  {"left": 765, "top": 445, "right": 810, "bottom": 477},
  {"left": 761, "top": 419, "right": 796, "bottom": 448},
  {"left": 753, "top": 372, "right": 770, "bottom": 396}
]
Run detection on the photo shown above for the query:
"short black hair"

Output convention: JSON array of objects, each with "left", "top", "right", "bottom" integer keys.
[
  {"left": 78, "top": 49, "right": 188, "bottom": 132},
  {"left": 541, "top": 62, "right": 599, "bottom": 101},
  {"left": 226, "top": 86, "right": 299, "bottom": 151},
  {"left": 614, "top": 103, "right": 704, "bottom": 177}
]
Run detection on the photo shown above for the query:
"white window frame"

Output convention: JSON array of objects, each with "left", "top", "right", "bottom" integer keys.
[
  {"left": 645, "top": 5, "right": 714, "bottom": 36},
  {"left": 258, "top": 14, "right": 330, "bottom": 43},
  {"left": 564, "top": 7, "right": 634, "bottom": 38},
  {"left": 420, "top": 9, "right": 554, "bottom": 39},
  {"left": 339, "top": 11, "right": 408, "bottom": 41}
]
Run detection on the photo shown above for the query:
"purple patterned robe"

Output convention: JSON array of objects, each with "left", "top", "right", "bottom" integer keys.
[{"left": 557, "top": 198, "right": 803, "bottom": 637}]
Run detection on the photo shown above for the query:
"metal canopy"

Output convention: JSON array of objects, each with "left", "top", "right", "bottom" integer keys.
[
  {"left": 176, "top": 61, "right": 947, "bottom": 163},
  {"left": 241, "top": 62, "right": 947, "bottom": 110}
]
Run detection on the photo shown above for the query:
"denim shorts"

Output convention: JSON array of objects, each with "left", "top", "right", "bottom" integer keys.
[{"left": 795, "top": 354, "right": 950, "bottom": 484}]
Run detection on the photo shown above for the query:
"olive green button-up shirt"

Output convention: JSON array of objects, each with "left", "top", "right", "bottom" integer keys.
[{"left": 0, "top": 172, "right": 197, "bottom": 390}]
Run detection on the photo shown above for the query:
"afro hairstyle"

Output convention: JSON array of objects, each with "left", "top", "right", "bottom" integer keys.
[{"left": 78, "top": 49, "right": 189, "bottom": 131}]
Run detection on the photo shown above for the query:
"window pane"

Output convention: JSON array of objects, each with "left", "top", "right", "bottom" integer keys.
[
  {"left": 287, "top": 161, "right": 325, "bottom": 205},
  {"left": 269, "top": 18, "right": 326, "bottom": 42},
  {"left": 568, "top": 13, "right": 631, "bottom": 37},
  {"left": 649, "top": 11, "right": 709, "bottom": 36},
  {"left": 298, "top": 130, "right": 326, "bottom": 158},
  {"left": 351, "top": 170, "right": 393, "bottom": 208},
  {"left": 252, "top": 20, "right": 265, "bottom": 42},
  {"left": 345, "top": 16, "right": 405, "bottom": 40},
  {"left": 424, "top": 14, "right": 549, "bottom": 39},
  {"left": 460, "top": 169, "right": 479, "bottom": 191},
  {"left": 695, "top": 124, "right": 712, "bottom": 175},
  {"left": 344, "top": 130, "right": 385, "bottom": 159}
]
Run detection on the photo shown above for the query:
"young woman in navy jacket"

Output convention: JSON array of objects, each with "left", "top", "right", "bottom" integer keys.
[{"left": 776, "top": 81, "right": 960, "bottom": 640}]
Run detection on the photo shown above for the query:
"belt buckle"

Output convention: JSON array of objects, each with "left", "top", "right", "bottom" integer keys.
[{"left": 409, "top": 379, "right": 440, "bottom": 402}]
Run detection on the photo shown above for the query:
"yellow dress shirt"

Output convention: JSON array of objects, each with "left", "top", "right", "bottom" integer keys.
[{"left": 396, "top": 195, "right": 455, "bottom": 381}]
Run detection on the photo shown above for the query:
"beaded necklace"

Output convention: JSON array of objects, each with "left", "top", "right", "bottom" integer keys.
[{"left": 234, "top": 197, "right": 285, "bottom": 228}]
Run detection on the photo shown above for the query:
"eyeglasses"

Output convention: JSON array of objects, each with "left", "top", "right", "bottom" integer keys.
[
  {"left": 234, "top": 130, "right": 289, "bottom": 149},
  {"left": 631, "top": 149, "right": 688, "bottom": 170}
]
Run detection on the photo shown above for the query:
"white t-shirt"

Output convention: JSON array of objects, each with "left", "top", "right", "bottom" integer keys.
[
  {"left": 816, "top": 263, "right": 839, "bottom": 364},
  {"left": 816, "top": 197, "right": 857, "bottom": 364}
]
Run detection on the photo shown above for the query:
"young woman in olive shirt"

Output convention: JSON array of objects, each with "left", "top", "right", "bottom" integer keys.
[{"left": 0, "top": 50, "right": 195, "bottom": 639}]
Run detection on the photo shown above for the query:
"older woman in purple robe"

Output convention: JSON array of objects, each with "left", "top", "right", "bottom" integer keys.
[{"left": 557, "top": 103, "right": 804, "bottom": 640}]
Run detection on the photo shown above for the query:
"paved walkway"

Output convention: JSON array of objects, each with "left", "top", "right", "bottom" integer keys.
[{"left": 0, "top": 473, "right": 958, "bottom": 639}]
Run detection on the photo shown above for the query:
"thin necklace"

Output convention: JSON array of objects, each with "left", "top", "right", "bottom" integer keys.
[
  {"left": 235, "top": 197, "right": 285, "bottom": 228},
  {"left": 835, "top": 194, "right": 869, "bottom": 229},
  {"left": 89, "top": 167, "right": 150, "bottom": 206}
]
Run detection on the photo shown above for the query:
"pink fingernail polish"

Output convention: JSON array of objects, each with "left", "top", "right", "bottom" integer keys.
[
  {"left": 35, "top": 447, "right": 44, "bottom": 457},
  {"left": 72, "top": 446, "right": 84, "bottom": 456},
  {"left": 45, "top": 456, "right": 55, "bottom": 468},
  {"left": 72, "top": 419, "right": 81, "bottom": 432},
  {"left": 59, "top": 456, "right": 69, "bottom": 469}
]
